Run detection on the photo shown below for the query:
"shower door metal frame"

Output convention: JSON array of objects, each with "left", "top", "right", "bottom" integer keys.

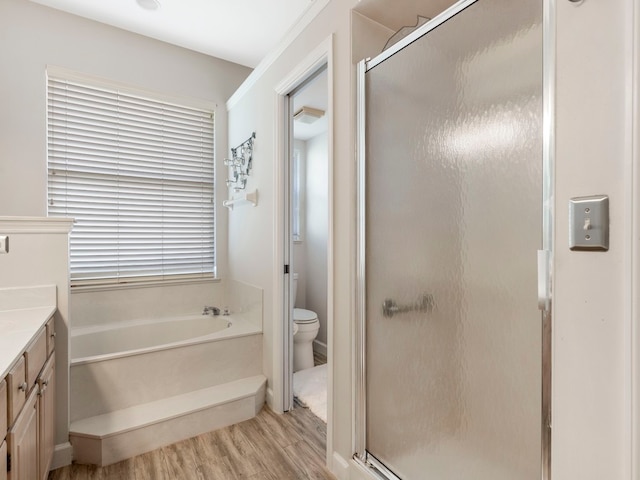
[{"left": 353, "top": 0, "right": 556, "bottom": 478}]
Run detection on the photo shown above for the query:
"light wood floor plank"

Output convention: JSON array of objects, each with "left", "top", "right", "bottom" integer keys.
[
  {"left": 235, "top": 418, "right": 311, "bottom": 480},
  {"left": 282, "top": 404, "right": 327, "bottom": 460},
  {"left": 254, "top": 404, "right": 303, "bottom": 449},
  {"left": 214, "top": 423, "right": 265, "bottom": 478},
  {"left": 189, "top": 435, "right": 238, "bottom": 479},
  {"left": 161, "top": 439, "right": 200, "bottom": 478},
  {"left": 133, "top": 449, "right": 170, "bottom": 480},
  {"left": 313, "top": 351, "right": 327, "bottom": 366},
  {"left": 284, "top": 440, "right": 334, "bottom": 480},
  {"left": 48, "top": 406, "right": 335, "bottom": 480},
  {"left": 246, "top": 471, "right": 281, "bottom": 480},
  {"left": 99, "top": 458, "right": 135, "bottom": 480}
]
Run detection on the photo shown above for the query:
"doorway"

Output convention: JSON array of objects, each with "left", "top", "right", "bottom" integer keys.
[
  {"left": 274, "top": 35, "right": 334, "bottom": 466},
  {"left": 287, "top": 67, "right": 329, "bottom": 422}
]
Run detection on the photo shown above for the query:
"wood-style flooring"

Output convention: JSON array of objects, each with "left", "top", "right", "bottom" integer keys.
[
  {"left": 313, "top": 351, "right": 327, "bottom": 367},
  {"left": 48, "top": 405, "right": 335, "bottom": 480}
]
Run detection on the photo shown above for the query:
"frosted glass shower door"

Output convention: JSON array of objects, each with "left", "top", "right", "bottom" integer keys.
[{"left": 363, "top": 0, "right": 543, "bottom": 479}]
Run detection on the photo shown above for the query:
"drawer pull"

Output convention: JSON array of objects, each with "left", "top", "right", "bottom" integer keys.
[
  {"left": 18, "top": 382, "right": 28, "bottom": 392},
  {"left": 50, "top": 332, "right": 56, "bottom": 338}
]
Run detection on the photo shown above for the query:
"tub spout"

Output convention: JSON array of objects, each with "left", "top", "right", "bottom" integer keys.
[{"left": 203, "top": 306, "right": 220, "bottom": 316}]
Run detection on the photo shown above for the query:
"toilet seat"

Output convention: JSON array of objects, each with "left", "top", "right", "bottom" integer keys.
[{"left": 293, "top": 308, "right": 318, "bottom": 324}]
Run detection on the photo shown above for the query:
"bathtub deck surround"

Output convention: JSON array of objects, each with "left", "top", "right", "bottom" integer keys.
[
  {"left": 69, "top": 375, "right": 266, "bottom": 466},
  {"left": 68, "top": 283, "right": 265, "bottom": 466},
  {"left": 69, "top": 315, "right": 262, "bottom": 421}
]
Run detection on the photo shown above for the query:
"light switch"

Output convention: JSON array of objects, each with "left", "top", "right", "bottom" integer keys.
[
  {"left": 0, "top": 235, "right": 7, "bottom": 254},
  {"left": 569, "top": 195, "right": 609, "bottom": 251}
]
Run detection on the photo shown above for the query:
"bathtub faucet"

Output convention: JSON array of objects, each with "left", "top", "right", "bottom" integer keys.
[{"left": 202, "top": 306, "right": 220, "bottom": 316}]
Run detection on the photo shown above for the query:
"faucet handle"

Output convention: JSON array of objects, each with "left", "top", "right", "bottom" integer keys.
[{"left": 203, "top": 306, "right": 220, "bottom": 315}]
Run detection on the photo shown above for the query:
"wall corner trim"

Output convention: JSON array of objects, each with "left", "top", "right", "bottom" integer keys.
[
  {"left": 0, "top": 217, "right": 74, "bottom": 234},
  {"left": 50, "top": 442, "right": 73, "bottom": 470},
  {"left": 226, "top": 0, "right": 331, "bottom": 111}
]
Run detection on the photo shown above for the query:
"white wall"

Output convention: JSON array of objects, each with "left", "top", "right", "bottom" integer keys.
[
  {"left": 227, "top": 1, "right": 356, "bottom": 470},
  {"left": 293, "top": 139, "right": 309, "bottom": 308},
  {"left": 304, "top": 132, "right": 329, "bottom": 347},
  {"left": 553, "top": 0, "right": 634, "bottom": 478},
  {"left": 228, "top": 1, "right": 640, "bottom": 480},
  {"left": 0, "top": 0, "right": 251, "bottom": 328}
]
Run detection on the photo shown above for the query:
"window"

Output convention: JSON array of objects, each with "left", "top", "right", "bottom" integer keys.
[
  {"left": 292, "top": 148, "right": 303, "bottom": 242},
  {"left": 47, "top": 75, "right": 215, "bottom": 287}
]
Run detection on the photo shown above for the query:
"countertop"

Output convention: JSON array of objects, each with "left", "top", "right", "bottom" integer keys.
[{"left": 0, "top": 306, "right": 55, "bottom": 379}]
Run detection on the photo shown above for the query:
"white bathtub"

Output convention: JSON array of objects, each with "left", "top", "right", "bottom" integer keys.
[
  {"left": 69, "top": 313, "right": 263, "bottom": 423},
  {"left": 70, "top": 314, "right": 253, "bottom": 363}
]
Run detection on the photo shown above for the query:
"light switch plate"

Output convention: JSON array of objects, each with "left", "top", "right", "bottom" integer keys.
[
  {"left": 0, "top": 235, "right": 7, "bottom": 254},
  {"left": 569, "top": 195, "right": 609, "bottom": 251}
]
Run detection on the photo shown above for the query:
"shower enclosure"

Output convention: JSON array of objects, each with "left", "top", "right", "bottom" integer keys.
[{"left": 355, "top": 0, "right": 551, "bottom": 479}]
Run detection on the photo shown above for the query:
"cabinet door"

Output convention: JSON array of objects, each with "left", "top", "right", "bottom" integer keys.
[
  {"left": 7, "top": 389, "right": 37, "bottom": 480},
  {"left": 0, "top": 440, "right": 7, "bottom": 480},
  {"left": 6, "top": 357, "right": 26, "bottom": 427},
  {"left": 38, "top": 356, "right": 55, "bottom": 480}
]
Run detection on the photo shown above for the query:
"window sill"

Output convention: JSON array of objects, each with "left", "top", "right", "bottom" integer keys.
[{"left": 70, "top": 276, "right": 220, "bottom": 294}]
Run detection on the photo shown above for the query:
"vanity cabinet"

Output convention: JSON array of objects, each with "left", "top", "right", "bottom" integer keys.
[{"left": 2, "top": 316, "right": 56, "bottom": 480}]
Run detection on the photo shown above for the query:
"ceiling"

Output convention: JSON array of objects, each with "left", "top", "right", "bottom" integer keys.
[{"left": 28, "top": 0, "right": 315, "bottom": 68}]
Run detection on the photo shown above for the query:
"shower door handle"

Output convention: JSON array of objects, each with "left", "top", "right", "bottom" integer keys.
[{"left": 382, "top": 294, "right": 434, "bottom": 318}]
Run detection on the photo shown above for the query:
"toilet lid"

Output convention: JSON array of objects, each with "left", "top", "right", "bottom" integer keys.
[{"left": 293, "top": 308, "right": 317, "bottom": 324}]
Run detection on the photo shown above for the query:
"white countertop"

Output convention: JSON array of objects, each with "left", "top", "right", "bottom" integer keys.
[{"left": 0, "top": 306, "right": 56, "bottom": 379}]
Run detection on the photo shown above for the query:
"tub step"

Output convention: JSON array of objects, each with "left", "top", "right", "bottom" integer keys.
[{"left": 69, "top": 374, "right": 266, "bottom": 466}]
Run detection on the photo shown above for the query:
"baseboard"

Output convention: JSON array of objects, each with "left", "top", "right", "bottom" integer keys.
[
  {"left": 266, "top": 387, "right": 274, "bottom": 410},
  {"left": 331, "top": 452, "right": 351, "bottom": 480},
  {"left": 313, "top": 339, "right": 327, "bottom": 357},
  {"left": 50, "top": 442, "right": 73, "bottom": 470},
  {"left": 349, "top": 455, "right": 382, "bottom": 480}
]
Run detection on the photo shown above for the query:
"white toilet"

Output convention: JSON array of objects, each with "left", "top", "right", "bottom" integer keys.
[{"left": 292, "top": 273, "right": 320, "bottom": 372}]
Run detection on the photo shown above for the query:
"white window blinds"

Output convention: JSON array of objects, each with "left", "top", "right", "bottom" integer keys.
[{"left": 47, "top": 76, "right": 215, "bottom": 286}]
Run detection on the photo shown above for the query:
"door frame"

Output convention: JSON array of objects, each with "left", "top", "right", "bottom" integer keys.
[
  {"left": 273, "top": 34, "right": 334, "bottom": 464},
  {"left": 353, "top": 1, "right": 555, "bottom": 478}
]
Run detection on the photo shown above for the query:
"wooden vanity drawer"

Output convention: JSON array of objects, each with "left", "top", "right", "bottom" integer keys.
[
  {"left": 25, "top": 327, "right": 46, "bottom": 389},
  {"left": 6, "top": 356, "right": 26, "bottom": 427},
  {"left": 46, "top": 317, "right": 55, "bottom": 357},
  {"left": 0, "top": 379, "right": 6, "bottom": 437}
]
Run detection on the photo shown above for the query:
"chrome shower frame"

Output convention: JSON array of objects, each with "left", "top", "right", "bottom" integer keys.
[{"left": 353, "top": 0, "right": 555, "bottom": 478}]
